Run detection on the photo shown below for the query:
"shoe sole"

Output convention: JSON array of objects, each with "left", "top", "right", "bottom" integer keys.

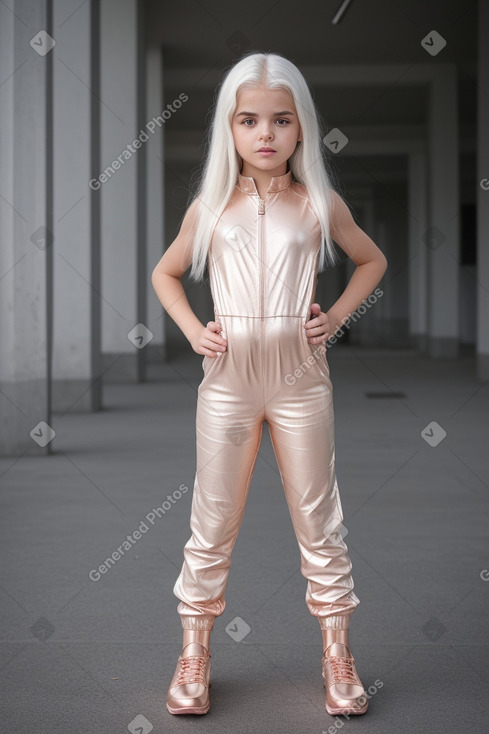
[
  {"left": 166, "top": 702, "right": 210, "bottom": 715},
  {"left": 325, "top": 701, "right": 368, "bottom": 716}
]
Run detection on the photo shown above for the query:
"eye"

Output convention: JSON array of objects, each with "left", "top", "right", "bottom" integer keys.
[{"left": 240, "top": 118, "right": 290, "bottom": 126}]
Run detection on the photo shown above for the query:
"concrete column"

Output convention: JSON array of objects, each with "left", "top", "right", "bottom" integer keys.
[
  {"left": 146, "top": 44, "right": 165, "bottom": 364},
  {"left": 99, "top": 0, "right": 144, "bottom": 382},
  {"left": 0, "top": 0, "right": 52, "bottom": 456},
  {"left": 51, "top": 0, "right": 101, "bottom": 413},
  {"left": 477, "top": 0, "right": 489, "bottom": 380},
  {"left": 427, "top": 66, "right": 459, "bottom": 358},
  {"left": 408, "top": 151, "right": 428, "bottom": 352}
]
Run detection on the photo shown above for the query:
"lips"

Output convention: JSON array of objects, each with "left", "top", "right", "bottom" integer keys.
[{"left": 257, "top": 148, "right": 276, "bottom": 152}]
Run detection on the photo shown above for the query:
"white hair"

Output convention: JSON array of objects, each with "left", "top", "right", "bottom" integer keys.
[{"left": 184, "top": 51, "right": 341, "bottom": 283}]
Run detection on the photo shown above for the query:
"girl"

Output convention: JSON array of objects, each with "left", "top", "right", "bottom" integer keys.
[{"left": 151, "top": 51, "right": 387, "bottom": 718}]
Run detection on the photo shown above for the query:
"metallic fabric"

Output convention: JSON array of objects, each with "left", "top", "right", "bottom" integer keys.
[
  {"left": 320, "top": 612, "right": 352, "bottom": 630},
  {"left": 174, "top": 169, "right": 360, "bottom": 629}
]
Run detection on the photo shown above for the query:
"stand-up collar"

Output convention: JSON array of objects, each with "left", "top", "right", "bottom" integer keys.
[{"left": 237, "top": 169, "right": 292, "bottom": 195}]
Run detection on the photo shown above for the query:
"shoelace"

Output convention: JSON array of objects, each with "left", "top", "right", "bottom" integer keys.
[
  {"left": 324, "top": 654, "right": 359, "bottom": 685},
  {"left": 175, "top": 654, "right": 208, "bottom": 686}
]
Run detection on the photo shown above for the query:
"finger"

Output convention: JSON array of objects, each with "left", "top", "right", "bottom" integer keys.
[
  {"left": 206, "top": 322, "right": 227, "bottom": 350},
  {"left": 306, "top": 324, "right": 329, "bottom": 339},
  {"left": 306, "top": 333, "right": 328, "bottom": 343},
  {"left": 206, "top": 335, "right": 227, "bottom": 352},
  {"left": 305, "top": 316, "right": 321, "bottom": 329}
]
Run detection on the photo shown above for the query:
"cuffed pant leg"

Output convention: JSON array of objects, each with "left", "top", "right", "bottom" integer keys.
[
  {"left": 173, "top": 383, "right": 264, "bottom": 626},
  {"left": 317, "top": 603, "right": 356, "bottom": 630},
  {"left": 179, "top": 614, "right": 216, "bottom": 631},
  {"left": 267, "top": 382, "right": 360, "bottom": 625}
]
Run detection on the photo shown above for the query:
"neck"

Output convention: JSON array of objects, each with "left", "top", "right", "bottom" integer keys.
[{"left": 238, "top": 164, "right": 290, "bottom": 198}]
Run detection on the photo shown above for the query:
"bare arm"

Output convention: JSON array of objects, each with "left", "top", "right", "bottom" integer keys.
[
  {"left": 305, "top": 189, "right": 388, "bottom": 343},
  {"left": 150, "top": 199, "right": 227, "bottom": 357},
  {"left": 328, "top": 190, "right": 388, "bottom": 334}
]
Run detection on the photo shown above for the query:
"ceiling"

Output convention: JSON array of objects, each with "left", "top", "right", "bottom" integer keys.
[
  {"left": 145, "top": 0, "right": 478, "bottom": 199},
  {"left": 145, "top": 0, "right": 477, "bottom": 70}
]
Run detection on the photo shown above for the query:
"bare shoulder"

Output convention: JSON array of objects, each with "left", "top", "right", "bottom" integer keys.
[{"left": 151, "top": 197, "right": 202, "bottom": 279}]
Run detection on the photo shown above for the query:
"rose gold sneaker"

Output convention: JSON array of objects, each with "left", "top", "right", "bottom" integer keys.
[
  {"left": 322, "top": 642, "right": 368, "bottom": 716},
  {"left": 166, "top": 642, "right": 211, "bottom": 715}
]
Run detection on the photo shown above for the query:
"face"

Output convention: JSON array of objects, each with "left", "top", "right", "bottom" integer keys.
[{"left": 231, "top": 85, "right": 302, "bottom": 178}]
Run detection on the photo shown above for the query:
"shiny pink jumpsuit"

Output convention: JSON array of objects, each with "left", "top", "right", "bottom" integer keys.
[{"left": 173, "top": 169, "right": 360, "bottom": 631}]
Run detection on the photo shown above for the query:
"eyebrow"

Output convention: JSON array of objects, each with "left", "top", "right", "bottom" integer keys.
[{"left": 235, "top": 110, "right": 295, "bottom": 117}]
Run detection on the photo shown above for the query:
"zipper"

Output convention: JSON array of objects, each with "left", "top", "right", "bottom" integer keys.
[{"left": 258, "top": 196, "right": 266, "bottom": 321}]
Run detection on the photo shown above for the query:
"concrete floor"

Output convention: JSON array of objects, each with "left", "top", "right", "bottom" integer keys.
[{"left": 1, "top": 345, "right": 488, "bottom": 734}]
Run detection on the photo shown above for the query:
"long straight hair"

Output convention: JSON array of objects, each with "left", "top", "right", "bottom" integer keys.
[{"left": 185, "top": 51, "right": 341, "bottom": 283}]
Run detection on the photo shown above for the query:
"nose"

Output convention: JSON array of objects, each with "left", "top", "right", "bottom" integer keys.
[{"left": 259, "top": 124, "right": 273, "bottom": 142}]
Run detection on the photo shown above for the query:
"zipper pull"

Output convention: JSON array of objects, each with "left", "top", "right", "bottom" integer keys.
[{"left": 258, "top": 197, "right": 265, "bottom": 214}]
